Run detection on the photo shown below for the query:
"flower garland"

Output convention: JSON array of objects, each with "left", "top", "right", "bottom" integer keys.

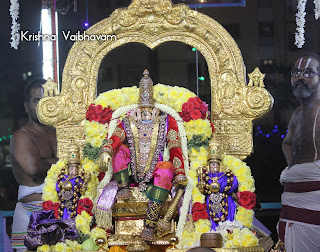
[
  {"left": 314, "top": 0, "right": 320, "bottom": 19},
  {"left": 181, "top": 154, "right": 258, "bottom": 248},
  {"left": 295, "top": 0, "right": 307, "bottom": 48},
  {"left": 294, "top": 0, "right": 320, "bottom": 48},
  {"left": 9, "top": 0, "right": 20, "bottom": 49}
]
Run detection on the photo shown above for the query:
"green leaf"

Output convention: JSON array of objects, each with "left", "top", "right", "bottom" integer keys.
[{"left": 187, "top": 134, "right": 211, "bottom": 151}]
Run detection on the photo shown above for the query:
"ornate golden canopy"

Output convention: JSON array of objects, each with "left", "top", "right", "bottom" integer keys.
[{"left": 37, "top": 0, "right": 273, "bottom": 160}]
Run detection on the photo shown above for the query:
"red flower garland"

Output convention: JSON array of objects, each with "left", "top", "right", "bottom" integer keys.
[
  {"left": 179, "top": 97, "right": 209, "bottom": 122},
  {"left": 86, "top": 104, "right": 113, "bottom": 125}
]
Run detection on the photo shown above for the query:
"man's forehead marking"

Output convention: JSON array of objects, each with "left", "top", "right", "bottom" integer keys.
[
  {"left": 297, "top": 58, "right": 303, "bottom": 69},
  {"left": 305, "top": 58, "right": 312, "bottom": 69},
  {"left": 296, "top": 57, "right": 314, "bottom": 69}
]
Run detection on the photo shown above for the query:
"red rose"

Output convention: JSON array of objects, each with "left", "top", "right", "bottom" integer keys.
[
  {"left": 186, "top": 102, "right": 195, "bottom": 112},
  {"left": 42, "top": 201, "right": 53, "bottom": 211},
  {"left": 94, "top": 105, "right": 104, "bottom": 115},
  {"left": 192, "top": 202, "right": 206, "bottom": 212},
  {"left": 182, "top": 103, "right": 188, "bottom": 112},
  {"left": 190, "top": 109, "right": 202, "bottom": 120},
  {"left": 83, "top": 197, "right": 93, "bottom": 206},
  {"left": 92, "top": 114, "right": 101, "bottom": 122},
  {"left": 195, "top": 97, "right": 202, "bottom": 103},
  {"left": 86, "top": 109, "right": 95, "bottom": 121},
  {"left": 77, "top": 205, "right": 85, "bottom": 215},
  {"left": 179, "top": 112, "right": 191, "bottom": 122},
  {"left": 184, "top": 114, "right": 191, "bottom": 122},
  {"left": 89, "top": 104, "right": 95, "bottom": 109},
  {"left": 78, "top": 198, "right": 93, "bottom": 213},
  {"left": 199, "top": 210, "right": 209, "bottom": 220},
  {"left": 99, "top": 114, "right": 109, "bottom": 124},
  {"left": 237, "top": 191, "right": 256, "bottom": 210},
  {"left": 98, "top": 171, "right": 105, "bottom": 182},
  {"left": 194, "top": 102, "right": 201, "bottom": 110},
  {"left": 192, "top": 211, "right": 201, "bottom": 222},
  {"left": 201, "top": 112, "right": 206, "bottom": 119}
]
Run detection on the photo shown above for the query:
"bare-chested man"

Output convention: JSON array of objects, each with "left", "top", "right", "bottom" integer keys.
[
  {"left": 278, "top": 54, "right": 320, "bottom": 252},
  {"left": 10, "top": 79, "right": 57, "bottom": 251}
]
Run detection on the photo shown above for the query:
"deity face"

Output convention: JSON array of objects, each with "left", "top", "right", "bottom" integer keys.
[
  {"left": 141, "top": 109, "right": 152, "bottom": 121},
  {"left": 68, "top": 164, "right": 78, "bottom": 178},
  {"left": 291, "top": 56, "right": 320, "bottom": 99},
  {"left": 209, "top": 160, "right": 220, "bottom": 174}
]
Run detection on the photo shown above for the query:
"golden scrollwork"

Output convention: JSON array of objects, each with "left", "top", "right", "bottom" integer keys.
[
  {"left": 42, "top": 78, "right": 59, "bottom": 97},
  {"left": 37, "top": 0, "right": 273, "bottom": 160}
]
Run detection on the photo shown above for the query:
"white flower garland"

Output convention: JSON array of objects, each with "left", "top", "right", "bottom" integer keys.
[
  {"left": 154, "top": 103, "right": 191, "bottom": 243},
  {"left": 314, "top": 0, "right": 320, "bottom": 19},
  {"left": 107, "top": 104, "right": 138, "bottom": 139},
  {"left": 294, "top": 0, "right": 320, "bottom": 48},
  {"left": 9, "top": 0, "right": 20, "bottom": 49},
  {"left": 295, "top": 0, "right": 307, "bottom": 48}
]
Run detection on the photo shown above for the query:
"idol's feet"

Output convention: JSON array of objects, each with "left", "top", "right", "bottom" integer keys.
[
  {"left": 116, "top": 188, "right": 131, "bottom": 200},
  {"left": 141, "top": 227, "right": 155, "bottom": 242}
]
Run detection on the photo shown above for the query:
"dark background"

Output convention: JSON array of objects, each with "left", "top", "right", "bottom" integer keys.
[{"left": 1, "top": 0, "right": 319, "bottom": 242}]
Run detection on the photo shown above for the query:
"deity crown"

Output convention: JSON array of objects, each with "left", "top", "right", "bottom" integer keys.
[
  {"left": 208, "top": 135, "right": 222, "bottom": 162},
  {"left": 139, "top": 69, "right": 155, "bottom": 108},
  {"left": 67, "top": 139, "right": 81, "bottom": 165}
]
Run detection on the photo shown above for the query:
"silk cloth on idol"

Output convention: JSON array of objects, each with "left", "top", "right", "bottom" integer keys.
[
  {"left": 205, "top": 172, "right": 238, "bottom": 230},
  {"left": 278, "top": 161, "right": 320, "bottom": 252},
  {"left": 106, "top": 113, "right": 184, "bottom": 200},
  {"left": 24, "top": 210, "right": 78, "bottom": 251}
]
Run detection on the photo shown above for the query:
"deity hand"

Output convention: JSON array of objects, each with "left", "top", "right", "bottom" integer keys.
[
  {"left": 173, "top": 174, "right": 188, "bottom": 188},
  {"left": 98, "top": 151, "right": 112, "bottom": 172}
]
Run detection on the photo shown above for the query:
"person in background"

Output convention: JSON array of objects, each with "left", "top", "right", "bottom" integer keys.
[
  {"left": 279, "top": 54, "right": 320, "bottom": 251},
  {"left": 9, "top": 79, "right": 57, "bottom": 251}
]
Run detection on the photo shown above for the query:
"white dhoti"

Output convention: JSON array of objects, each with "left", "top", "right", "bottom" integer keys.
[
  {"left": 278, "top": 161, "right": 320, "bottom": 252},
  {"left": 11, "top": 184, "right": 43, "bottom": 251}
]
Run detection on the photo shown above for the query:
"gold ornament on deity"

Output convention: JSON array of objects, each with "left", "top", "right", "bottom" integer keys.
[
  {"left": 63, "top": 180, "right": 73, "bottom": 191},
  {"left": 210, "top": 177, "right": 221, "bottom": 193},
  {"left": 67, "top": 139, "right": 81, "bottom": 165},
  {"left": 139, "top": 69, "right": 155, "bottom": 108},
  {"left": 208, "top": 135, "right": 222, "bottom": 162}
]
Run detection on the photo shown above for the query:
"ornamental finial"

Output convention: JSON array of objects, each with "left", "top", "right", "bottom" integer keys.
[
  {"left": 208, "top": 135, "right": 222, "bottom": 162},
  {"left": 139, "top": 69, "right": 154, "bottom": 107},
  {"left": 67, "top": 139, "right": 81, "bottom": 165},
  {"left": 143, "top": 69, "right": 149, "bottom": 76}
]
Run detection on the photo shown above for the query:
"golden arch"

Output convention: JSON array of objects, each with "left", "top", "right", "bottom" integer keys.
[{"left": 38, "top": 0, "right": 273, "bottom": 160}]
